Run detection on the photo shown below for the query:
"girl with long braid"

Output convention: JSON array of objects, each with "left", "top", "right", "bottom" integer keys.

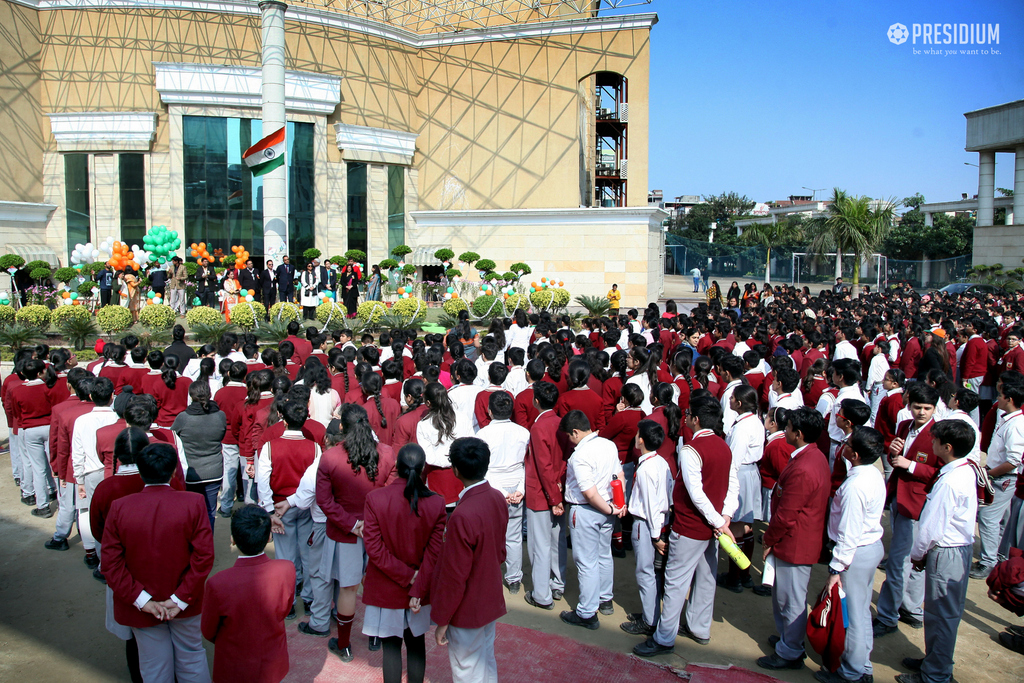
[{"left": 360, "top": 371, "right": 401, "bottom": 446}]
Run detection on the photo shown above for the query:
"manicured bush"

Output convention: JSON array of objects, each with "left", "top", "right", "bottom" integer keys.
[
  {"left": 458, "top": 252, "right": 479, "bottom": 265},
  {"left": 78, "top": 281, "right": 98, "bottom": 297},
  {"left": 505, "top": 293, "right": 529, "bottom": 312},
  {"left": 316, "top": 301, "right": 347, "bottom": 330},
  {"left": 229, "top": 302, "right": 267, "bottom": 331},
  {"left": 344, "top": 249, "right": 366, "bottom": 263},
  {"left": 471, "top": 295, "right": 504, "bottom": 318},
  {"left": 475, "top": 259, "right": 496, "bottom": 273},
  {"left": 529, "top": 288, "right": 571, "bottom": 311},
  {"left": 268, "top": 302, "right": 301, "bottom": 323},
  {"left": 138, "top": 303, "right": 177, "bottom": 330},
  {"left": 0, "top": 254, "right": 25, "bottom": 270},
  {"left": 96, "top": 305, "right": 132, "bottom": 333},
  {"left": 52, "top": 304, "right": 92, "bottom": 327},
  {"left": 15, "top": 304, "right": 51, "bottom": 330},
  {"left": 185, "top": 305, "right": 223, "bottom": 328},
  {"left": 509, "top": 262, "right": 531, "bottom": 277},
  {"left": 303, "top": 248, "right": 322, "bottom": 260},
  {"left": 379, "top": 258, "right": 399, "bottom": 270},
  {"left": 400, "top": 264, "right": 417, "bottom": 277},
  {"left": 30, "top": 267, "right": 53, "bottom": 282},
  {"left": 442, "top": 298, "right": 468, "bottom": 316},
  {"left": 357, "top": 300, "right": 389, "bottom": 324},
  {"left": 53, "top": 267, "right": 78, "bottom": 283},
  {"left": 391, "top": 245, "right": 412, "bottom": 258},
  {"left": 434, "top": 248, "right": 454, "bottom": 263},
  {"left": 24, "top": 260, "right": 51, "bottom": 273},
  {"left": 391, "top": 297, "right": 427, "bottom": 325},
  {"left": 0, "top": 304, "right": 17, "bottom": 326},
  {"left": 445, "top": 268, "right": 462, "bottom": 278}
]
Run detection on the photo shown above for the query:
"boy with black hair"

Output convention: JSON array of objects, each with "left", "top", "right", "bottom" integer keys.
[
  {"left": 503, "top": 347, "right": 528, "bottom": 396},
  {"left": 827, "top": 359, "right": 867, "bottom": 464},
  {"left": 717, "top": 354, "right": 747, "bottom": 433},
  {"left": 202, "top": 505, "right": 295, "bottom": 683},
  {"left": 772, "top": 366, "right": 803, "bottom": 410},
  {"left": 942, "top": 388, "right": 981, "bottom": 464},
  {"left": 895, "top": 420, "right": 978, "bottom": 683},
  {"left": 432, "top": 437, "right": 508, "bottom": 683},
  {"left": 473, "top": 362, "right": 509, "bottom": 429},
  {"left": 46, "top": 372, "right": 95, "bottom": 552},
  {"left": 310, "top": 334, "right": 330, "bottom": 367},
  {"left": 831, "top": 398, "right": 872, "bottom": 494}
]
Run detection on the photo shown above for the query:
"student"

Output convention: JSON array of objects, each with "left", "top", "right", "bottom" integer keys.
[
  {"left": 214, "top": 361, "right": 249, "bottom": 517},
  {"left": 873, "top": 368, "right": 907, "bottom": 473},
  {"left": 477, "top": 392, "right": 531, "bottom": 594},
  {"left": 941, "top": 388, "right": 982, "bottom": 464},
  {"left": 46, "top": 371, "right": 94, "bottom": 552},
  {"left": 830, "top": 399, "right": 872, "bottom": 496},
  {"left": 393, "top": 378, "right": 428, "bottom": 450},
  {"left": 360, "top": 371, "right": 401, "bottom": 446},
  {"left": 101, "top": 443, "right": 215, "bottom": 683},
  {"left": 895, "top": 420, "right": 979, "bottom": 683},
  {"left": 523, "top": 382, "right": 568, "bottom": 610},
  {"left": 502, "top": 347, "right": 528, "bottom": 397},
  {"left": 874, "top": 382, "right": 941, "bottom": 637},
  {"left": 634, "top": 396, "right": 736, "bottom": 656},
  {"left": 619, "top": 420, "right": 672, "bottom": 637},
  {"left": 558, "top": 410, "right": 626, "bottom": 630},
  {"left": 555, "top": 359, "right": 605, "bottom": 431},
  {"left": 70, "top": 377, "right": 120, "bottom": 568},
  {"left": 431, "top": 437, "right": 508, "bottom": 683},
  {"left": 141, "top": 351, "right": 192, "bottom": 428},
  {"left": 753, "top": 406, "right": 796, "bottom": 598},
  {"left": 10, "top": 358, "right": 56, "bottom": 517},
  {"left": 758, "top": 407, "right": 830, "bottom": 671},
  {"left": 473, "top": 363, "right": 509, "bottom": 430},
  {"left": 202, "top": 505, "right": 295, "bottom": 683},
  {"left": 717, "top": 354, "right": 747, "bottom": 433},
  {"left": 826, "top": 359, "right": 867, "bottom": 464},
  {"left": 448, "top": 359, "right": 483, "bottom": 431},
  {"left": 417, "top": 382, "right": 474, "bottom": 508},
  {"left": 819, "top": 426, "right": 886, "bottom": 683},
  {"left": 721, "top": 384, "right": 764, "bottom": 593},
  {"left": 772, "top": 366, "right": 803, "bottom": 410}
]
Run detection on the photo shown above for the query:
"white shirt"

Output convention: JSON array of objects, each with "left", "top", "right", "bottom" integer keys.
[
  {"left": 477, "top": 419, "right": 530, "bottom": 495},
  {"left": 833, "top": 339, "right": 858, "bottom": 362},
  {"left": 815, "top": 388, "right": 836, "bottom": 418},
  {"left": 775, "top": 391, "right": 803, "bottom": 411},
  {"left": 502, "top": 366, "right": 528, "bottom": 397},
  {"left": 71, "top": 406, "right": 121, "bottom": 480},
  {"left": 416, "top": 411, "right": 474, "bottom": 468},
  {"left": 912, "top": 458, "right": 978, "bottom": 560},
  {"left": 733, "top": 340, "right": 751, "bottom": 359},
  {"left": 448, "top": 383, "right": 483, "bottom": 432},
  {"left": 564, "top": 432, "right": 620, "bottom": 506},
  {"left": 828, "top": 385, "right": 867, "bottom": 443},
  {"left": 625, "top": 372, "right": 654, "bottom": 415},
  {"left": 828, "top": 463, "right": 885, "bottom": 572},
  {"left": 256, "top": 430, "right": 322, "bottom": 513},
  {"left": 866, "top": 354, "right": 889, "bottom": 389},
  {"left": 887, "top": 335, "right": 900, "bottom": 364},
  {"left": 944, "top": 409, "right": 982, "bottom": 464},
  {"left": 987, "top": 409, "right": 1024, "bottom": 472},
  {"left": 285, "top": 446, "right": 326, "bottom": 523},
  {"left": 676, "top": 429, "right": 740, "bottom": 528},
  {"left": 506, "top": 324, "right": 534, "bottom": 351},
  {"left": 727, "top": 412, "right": 764, "bottom": 467},
  {"left": 629, "top": 452, "right": 673, "bottom": 533},
  {"left": 473, "top": 358, "right": 496, "bottom": 388},
  {"left": 719, "top": 379, "right": 744, "bottom": 433}
]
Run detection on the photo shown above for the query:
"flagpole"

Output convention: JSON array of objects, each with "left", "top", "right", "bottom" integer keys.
[{"left": 259, "top": 0, "right": 288, "bottom": 263}]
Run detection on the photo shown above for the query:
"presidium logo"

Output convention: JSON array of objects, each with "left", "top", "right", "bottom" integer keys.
[
  {"left": 887, "top": 22, "right": 1001, "bottom": 50},
  {"left": 887, "top": 23, "right": 909, "bottom": 45}
]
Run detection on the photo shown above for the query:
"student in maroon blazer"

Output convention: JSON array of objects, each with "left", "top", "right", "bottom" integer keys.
[
  {"left": 362, "top": 444, "right": 447, "bottom": 683},
  {"left": 361, "top": 372, "right": 402, "bottom": 447},
  {"left": 758, "top": 407, "right": 831, "bottom": 671},
  {"left": 45, "top": 371, "right": 94, "bottom": 550},
  {"left": 203, "top": 505, "right": 295, "bottom": 683},
  {"left": 431, "top": 437, "right": 508, "bottom": 683},
  {"left": 10, "top": 358, "right": 56, "bottom": 516},
  {"left": 512, "top": 360, "right": 546, "bottom": 429},
  {"left": 283, "top": 325, "right": 312, "bottom": 365},
  {"left": 140, "top": 352, "right": 192, "bottom": 427},
  {"left": 102, "top": 442, "right": 215, "bottom": 683},
  {"left": 647, "top": 383, "right": 682, "bottom": 479},
  {"left": 555, "top": 360, "right": 606, "bottom": 431},
  {"left": 393, "top": 379, "right": 428, "bottom": 450},
  {"left": 474, "top": 363, "right": 509, "bottom": 430},
  {"left": 598, "top": 383, "right": 646, "bottom": 466}
]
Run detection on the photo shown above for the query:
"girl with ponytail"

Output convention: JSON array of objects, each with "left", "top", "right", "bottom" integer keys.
[
  {"left": 648, "top": 382, "right": 683, "bottom": 478},
  {"left": 393, "top": 378, "right": 427, "bottom": 449},
  {"left": 360, "top": 371, "right": 401, "bottom": 446},
  {"left": 415, "top": 382, "right": 471, "bottom": 508},
  {"left": 302, "top": 359, "right": 340, "bottom": 427},
  {"left": 141, "top": 352, "right": 192, "bottom": 427},
  {"left": 671, "top": 349, "right": 694, "bottom": 412},
  {"left": 361, "top": 442, "right": 445, "bottom": 683},
  {"left": 602, "top": 349, "right": 630, "bottom": 424},
  {"left": 625, "top": 346, "right": 657, "bottom": 413}
]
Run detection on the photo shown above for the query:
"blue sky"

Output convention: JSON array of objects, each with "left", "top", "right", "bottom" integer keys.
[{"left": 633, "top": 0, "right": 1024, "bottom": 206}]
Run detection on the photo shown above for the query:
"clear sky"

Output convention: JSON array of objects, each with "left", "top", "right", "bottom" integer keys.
[{"left": 634, "top": 0, "right": 1024, "bottom": 206}]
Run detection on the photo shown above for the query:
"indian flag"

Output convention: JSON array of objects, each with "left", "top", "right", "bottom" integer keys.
[{"left": 243, "top": 126, "right": 286, "bottom": 177}]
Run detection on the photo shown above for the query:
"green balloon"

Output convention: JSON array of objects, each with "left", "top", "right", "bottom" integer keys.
[
  {"left": 193, "top": 297, "right": 201, "bottom": 305},
  {"left": 159, "top": 256, "right": 167, "bottom": 264},
  {"left": 147, "top": 291, "right": 155, "bottom": 299}
]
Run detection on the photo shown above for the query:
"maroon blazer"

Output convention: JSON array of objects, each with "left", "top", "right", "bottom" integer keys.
[
  {"left": 257, "top": 419, "right": 326, "bottom": 454},
  {"left": 392, "top": 405, "right": 427, "bottom": 450},
  {"left": 363, "top": 479, "right": 447, "bottom": 609},
  {"left": 216, "top": 384, "right": 248, "bottom": 445},
  {"left": 114, "top": 366, "right": 148, "bottom": 395},
  {"left": 240, "top": 396, "right": 274, "bottom": 460},
  {"left": 430, "top": 482, "right": 508, "bottom": 629},
  {"left": 512, "top": 386, "right": 539, "bottom": 428},
  {"left": 140, "top": 372, "right": 192, "bottom": 427},
  {"left": 873, "top": 391, "right": 904, "bottom": 451},
  {"left": 50, "top": 397, "right": 92, "bottom": 483},
  {"left": 96, "top": 419, "right": 128, "bottom": 478},
  {"left": 284, "top": 335, "right": 312, "bottom": 365},
  {"left": 102, "top": 485, "right": 215, "bottom": 628},
  {"left": 764, "top": 444, "right": 830, "bottom": 565},
  {"left": 601, "top": 377, "right": 624, "bottom": 424},
  {"left": 555, "top": 387, "right": 606, "bottom": 432},
  {"left": 363, "top": 395, "right": 401, "bottom": 447},
  {"left": 316, "top": 443, "right": 397, "bottom": 543},
  {"left": 474, "top": 387, "right": 503, "bottom": 430},
  {"left": 646, "top": 406, "right": 680, "bottom": 479},
  {"left": 525, "top": 410, "right": 566, "bottom": 511},
  {"left": 886, "top": 419, "right": 941, "bottom": 520},
  {"left": 202, "top": 555, "right": 295, "bottom": 683},
  {"left": 599, "top": 408, "right": 645, "bottom": 465}
]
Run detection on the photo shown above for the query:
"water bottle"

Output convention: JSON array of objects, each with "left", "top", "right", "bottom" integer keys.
[
  {"left": 610, "top": 474, "right": 626, "bottom": 509},
  {"left": 716, "top": 530, "right": 751, "bottom": 570}
]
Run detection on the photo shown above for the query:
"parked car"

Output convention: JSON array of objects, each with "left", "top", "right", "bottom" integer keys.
[{"left": 937, "top": 282, "right": 1006, "bottom": 297}]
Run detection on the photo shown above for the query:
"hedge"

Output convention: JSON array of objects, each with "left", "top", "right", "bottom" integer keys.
[
  {"left": 230, "top": 302, "right": 267, "bottom": 330},
  {"left": 96, "top": 305, "right": 132, "bottom": 333},
  {"left": 15, "top": 304, "right": 51, "bottom": 330},
  {"left": 138, "top": 304, "right": 177, "bottom": 330},
  {"left": 185, "top": 306, "right": 223, "bottom": 327},
  {"left": 269, "top": 302, "right": 301, "bottom": 323},
  {"left": 357, "top": 300, "right": 388, "bottom": 324}
]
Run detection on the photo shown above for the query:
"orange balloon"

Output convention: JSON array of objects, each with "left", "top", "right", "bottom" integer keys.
[
  {"left": 541, "top": 277, "right": 547, "bottom": 283},
  {"left": 72, "top": 300, "right": 81, "bottom": 306},
  {"left": 558, "top": 281, "right": 564, "bottom": 287},
  {"left": 398, "top": 287, "right": 405, "bottom": 295},
  {"left": 190, "top": 242, "right": 198, "bottom": 249},
  {"left": 61, "top": 291, "right": 70, "bottom": 298},
  {"left": 531, "top": 282, "right": 538, "bottom": 288},
  {"left": 247, "top": 289, "right": 255, "bottom": 296},
  {"left": 199, "top": 242, "right": 206, "bottom": 249},
  {"left": 190, "top": 250, "right": 198, "bottom": 257},
  {"left": 452, "top": 293, "right": 459, "bottom": 299}
]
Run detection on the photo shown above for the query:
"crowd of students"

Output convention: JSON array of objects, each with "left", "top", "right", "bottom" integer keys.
[{"left": 3, "top": 284, "right": 1024, "bottom": 683}]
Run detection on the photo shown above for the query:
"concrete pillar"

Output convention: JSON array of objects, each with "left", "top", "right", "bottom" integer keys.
[
  {"left": 259, "top": 0, "right": 288, "bottom": 261},
  {"left": 924, "top": 212, "right": 933, "bottom": 227},
  {"left": 1014, "top": 144, "right": 1024, "bottom": 225},
  {"left": 921, "top": 256, "right": 929, "bottom": 287},
  {"left": 978, "top": 150, "right": 996, "bottom": 227}
]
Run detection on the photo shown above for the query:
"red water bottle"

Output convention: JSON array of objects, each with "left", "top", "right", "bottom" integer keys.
[{"left": 610, "top": 475, "right": 625, "bottom": 509}]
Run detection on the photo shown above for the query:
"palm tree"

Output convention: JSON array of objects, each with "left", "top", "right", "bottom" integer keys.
[
  {"left": 809, "top": 188, "right": 896, "bottom": 287},
  {"left": 741, "top": 220, "right": 803, "bottom": 283}
]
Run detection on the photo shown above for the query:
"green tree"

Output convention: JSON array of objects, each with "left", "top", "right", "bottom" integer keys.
[
  {"left": 740, "top": 220, "right": 804, "bottom": 283},
  {"left": 810, "top": 188, "right": 896, "bottom": 286},
  {"left": 670, "top": 191, "right": 756, "bottom": 240}
]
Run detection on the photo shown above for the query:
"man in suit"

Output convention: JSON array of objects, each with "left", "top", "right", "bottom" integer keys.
[
  {"left": 312, "top": 258, "right": 329, "bottom": 293},
  {"left": 167, "top": 257, "right": 188, "bottom": 316},
  {"left": 432, "top": 437, "right": 508, "bottom": 683},
  {"left": 202, "top": 505, "right": 295, "bottom": 683},
  {"left": 261, "top": 259, "right": 277, "bottom": 311},
  {"left": 196, "top": 258, "right": 218, "bottom": 309},
  {"left": 758, "top": 407, "right": 831, "bottom": 671},
  {"left": 276, "top": 255, "right": 296, "bottom": 304},
  {"left": 238, "top": 259, "right": 260, "bottom": 302},
  {"left": 102, "top": 442, "right": 215, "bottom": 683}
]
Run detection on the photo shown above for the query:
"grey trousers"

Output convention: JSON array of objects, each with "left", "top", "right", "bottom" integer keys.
[
  {"left": 921, "top": 544, "right": 972, "bottom": 683},
  {"left": 505, "top": 501, "right": 524, "bottom": 584},
  {"left": 53, "top": 481, "right": 77, "bottom": 541},
  {"left": 654, "top": 532, "right": 717, "bottom": 646},
  {"left": 839, "top": 540, "right": 885, "bottom": 680},
  {"left": 877, "top": 506, "right": 924, "bottom": 625},
  {"left": 306, "top": 521, "right": 333, "bottom": 631},
  {"left": 632, "top": 518, "right": 660, "bottom": 626},
  {"left": 10, "top": 430, "right": 26, "bottom": 493},
  {"left": 525, "top": 507, "right": 566, "bottom": 605},
  {"left": 131, "top": 614, "right": 211, "bottom": 683},
  {"left": 447, "top": 622, "right": 497, "bottom": 683},
  {"left": 978, "top": 475, "right": 1014, "bottom": 566},
  {"left": 78, "top": 469, "right": 104, "bottom": 552},
  {"left": 218, "top": 445, "right": 240, "bottom": 513},
  {"left": 568, "top": 503, "right": 614, "bottom": 619},
  {"left": 273, "top": 505, "right": 313, "bottom": 602},
  {"left": 167, "top": 287, "right": 186, "bottom": 316},
  {"left": 22, "top": 425, "right": 53, "bottom": 509},
  {"left": 772, "top": 557, "right": 813, "bottom": 661},
  {"left": 1001, "top": 495, "right": 1024, "bottom": 552}
]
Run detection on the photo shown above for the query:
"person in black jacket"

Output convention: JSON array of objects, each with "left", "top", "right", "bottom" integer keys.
[
  {"left": 915, "top": 329, "right": 952, "bottom": 381},
  {"left": 196, "top": 258, "right": 219, "bottom": 308},
  {"left": 276, "top": 256, "right": 296, "bottom": 304},
  {"left": 261, "top": 259, "right": 277, "bottom": 311},
  {"left": 238, "top": 259, "right": 259, "bottom": 302}
]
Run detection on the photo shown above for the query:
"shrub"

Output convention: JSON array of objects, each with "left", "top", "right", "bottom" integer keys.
[
  {"left": 476, "top": 259, "right": 496, "bottom": 273},
  {"left": 53, "top": 267, "right": 78, "bottom": 283},
  {"left": 445, "top": 268, "right": 462, "bottom": 278},
  {"left": 344, "top": 249, "right": 366, "bottom": 263},
  {"left": 221, "top": 255, "right": 236, "bottom": 267},
  {"left": 30, "top": 267, "right": 53, "bottom": 282},
  {"left": 471, "top": 295, "right": 504, "bottom": 318},
  {"left": 434, "top": 248, "right": 454, "bottom": 263},
  {"left": 483, "top": 272, "right": 501, "bottom": 282},
  {"left": 58, "top": 311, "right": 100, "bottom": 350},
  {"left": 391, "top": 297, "right": 427, "bottom": 325},
  {"left": 505, "top": 293, "right": 529, "bottom": 312},
  {"left": 24, "top": 260, "right": 51, "bottom": 273},
  {"left": 458, "top": 252, "right": 479, "bottom": 265},
  {"left": 185, "top": 306, "right": 223, "bottom": 328},
  {"left": 391, "top": 245, "right": 412, "bottom": 258},
  {"left": 529, "top": 288, "right": 571, "bottom": 311},
  {"left": 442, "top": 297, "right": 468, "bottom": 316},
  {"left": 184, "top": 262, "right": 198, "bottom": 277},
  {"left": 229, "top": 302, "right": 267, "bottom": 331},
  {"left": 191, "top": 320, "right": 238, "bottom": 345},
  {"left": 52, "top": 304, "right": 92, "bottom": 327},
  {"left": 15, "top": 304, "right": 51, "bottom": 330},
  {"left": 316, "top": 301, "right": 348, "bottom": 330},
  {"left": 0, "top": 323, "right": 42, "bottom": 349},
  {"left": 0, "top": 254, "right": 25, "bottom": 270},
  {"left": 400, "top": 264, "right": 417, "bottom": 277},
  {"left": 329, "top": 255, "right": 346, "bottom": 266},
  {"left": 379, "top": 258, "right": 399, "bottom": 270},
  {"left": 303, "top": 248, "right": 322, "bottom": 260},
  {"left": 96, "top": 305, "right": 132, "bottom": 333},
  {"left": 0, "top": 304, "right": 16, "bottom": 326},
  {"left": 550, "top": 288, "right": 572, "bottom": 307},
  {"left": 78, "top": 281, "right": 97, "bottom": 297},
  {"left": 357, "top": 300, "right": 389, "bottom": 324},
  {"left": 501, "top": 271, "right": 518, "bottom": 282},
  {"left": 269, "top": 302, "right": 301, "bottom": 322},
  {"left": 509, "top": 262, "right": 532, "bottom": 277},
  {"left": 138, "top": 304, "right": 177, "bottom": 330},
  {"left": 87, "top": 261, "right": 108, "bottom": 277}
]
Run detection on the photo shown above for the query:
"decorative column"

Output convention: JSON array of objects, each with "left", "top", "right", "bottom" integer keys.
[
  {"left": 977, "top": 150, "right": 995, "bottom": 227},
  {"left": 260, "top": 0, "right": 288, "bottom": 259},
  {"left": 1014, "top": 144, "right": 1024, "bottom": 226}
]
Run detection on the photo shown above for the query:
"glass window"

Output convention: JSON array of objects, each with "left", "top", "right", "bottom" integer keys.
[
  {"left": 347, "top": 162, "right": 367, "bottom": 255},
  {"left": 288, "top": 121, "right": 315, "bottom": 260},
  {"left": 65, "top": 154, "right": 90, "bottom": 260},
  {"left": 119, "top": 154, "right": 146, "bottom": 248},
  {"left": 387, "top": 165, "right": 405, "bottom": 255}
]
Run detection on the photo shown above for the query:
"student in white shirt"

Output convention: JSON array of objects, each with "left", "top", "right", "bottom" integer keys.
[
  {"left": 506, "top": 310, "right": 534, "bottom": 352},
  {"left": 447, "top": 359, "right": 484, "bottom": 432},
  {"left": 476, "top": 391, "right": 530, "bottom": 593},
  {"left": 897, "top": 420, "right": 979, "bottom": 683},
  {"left": 624, "top": 346, "right": 658, "bottom": 414},
  {"left": 827, "top": 359, "right": 867, "bottom": 465},
  {"left": 416, "top": 383, "right": 474, "bottom": 502},
  {"left": 721, "top": 385, "right": 763, "bottom": 593},
  {"left": 502, "top": 348, "right": 528, "bottom": 397},
  {"left": 866, "top": 340, "right": 891, "bottom": 423},
  {"left": 823, "top": 426, "right": 886, "bottom": 683},
  {"left": 942, "top": 388, "right": 982, "bottom": 464},
  {"left": 772, "top": 367, "right": 804, "bottom": 411},
  {"left": 717, "top": 355, "right": 747, "bottom": 434},
  {"left": 833, "top": 326, "right": 858, "bottom": 362}
]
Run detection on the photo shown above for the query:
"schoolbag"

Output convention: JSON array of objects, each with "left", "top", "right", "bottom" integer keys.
[{"left": 966, "top": 460, "right": 995, "bottom": 507}]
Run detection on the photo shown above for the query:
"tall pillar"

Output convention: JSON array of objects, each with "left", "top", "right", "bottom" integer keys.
[
  {"left": 977, "top": 150, "right": 995, "bottom": 227},
  {"left": 1014, "top": 144, "right": 1024, "bottom": 225},
  {"left": 260, "top": 1, "right": 288, "bottom": 260},
  {"left": 924, "top": 212, "right": 933, "bottom": 227}
]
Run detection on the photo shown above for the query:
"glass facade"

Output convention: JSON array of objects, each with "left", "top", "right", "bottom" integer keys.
[
  {"left": 64, "top": 154, "right": 90, "bottom": 259},
  {"left": 347, "top": 161, "right": 367, "bottom": 255},
  {"left": 183, "top": 116, "right": 314, "bottom": 262},
  {"left": 387, "top": 165, "right": 405, "bottom": 254},
  {"left": 119, "top": 153, "right": 146, "bottom": 248}
]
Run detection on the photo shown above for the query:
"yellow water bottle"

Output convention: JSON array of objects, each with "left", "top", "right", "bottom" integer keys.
[{"left": 717, "top": 531, "right": 751, "bottom": 570}]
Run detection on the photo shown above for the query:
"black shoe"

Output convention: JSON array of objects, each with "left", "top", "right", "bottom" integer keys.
[
  {"left": 741, "top": 576, "right": 754, "bottom": 589},
  {"left": 626, "top": 611, "right": 645, "bottom": 623},
  {"left": 877, "top": 557, "right": 888, "bottom": 571},
  {"left": 752, "top": 585, "right": 773, "bottom": 597},
  {"left": 1007, "top": 624, "right": 1024, "bottom": 638},
  {"left": 297, "top": 621, "right": 330, "bottom": 638},
  {"left": 599, "top": 600, "right": 614, "bottom": 616},
  {"left": 620, "top": 617, "right": 653, "bottom": 636},
  {"left": 552, "top": 589, "right": 563, "bottom": 601},
  {"left": 48, "top": 489, "right": 57, "bottom": 501},
  {"left": 677, "top": 621, "right": 709, "bottom": 645},
  {"left": 303, "top": 600, "right": 312, "bottom": 614},
  {"left": 560, "top": 609, "right": 599, "bottom": 630},
  {"left": 815, "top": 670, "right": 872, "bottom": 683},
  {"left": 872, "top": 618, "right": 897, "bottom": 638},
  {"left": 768, "top": 634, "right": 780, "bottom": 647},
  {"left": 31, "top": 506, "right": 53, "bottom": 518},
  {"left": 757, "top": 653, "right": 804, "bottom": 670},
  {"left": 504, "top": 580, "right": 521, "bottom": 595},
  {"left": 898, "top": 607, "right": 924, "bottom": 630},
  {"left": 295, "top": 582, "right": 303, "bottom": 597},
  {"left": 44, "top": 537, "right": 69, "bottom": 551},
  {"left": 368, "top": 635, "right": 381, "bottom": 651},
  {"left": 524, "top": 591, "right": 553, "bottom": 611},
  {"left": 217, "top": 508, "right": 232, "bottom": 519},
  {"left": 901, "top": 658, "right": 923, "bottom": 672},
  {"left": 93, "top": 568, "right": 106, "bottom": 584},
  {"left": 286, "top": 604, "right": 297, "bottom": 620},
  {"left": 611, "top": 546, "right": 626, "bottom": 558},
  {"left": 633, "top": 637, "right": 673, "bottom": 657},
  {"left": 969, "top": 564, "right": 993, "bottom": 580},
  {"left": 21, "top": 495, "right": 35, "bottom": 506},
  {"left": 998, "top": 631, "right": 1024, "bottom": 655},
  {"left": 328, "top": 638, "right": 353, "bottom": 662},
  {"left": 716, "top": 572, "right": 744, "bottom": 594},
  {"left": 84, "top": 553, "right": 99, "bottom": 569}
]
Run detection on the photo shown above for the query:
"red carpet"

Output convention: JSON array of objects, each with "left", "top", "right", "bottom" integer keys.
[{"left": 282, "top": 605, "right": 781, "bottom": 682}]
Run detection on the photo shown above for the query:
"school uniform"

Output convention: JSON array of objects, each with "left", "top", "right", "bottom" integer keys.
[
  {"left": 653, "top": 429, "right": 736, "bottom": 646},
  {"left": 630, "top": 452, "right": 673, "bottom": 628},
  {"left": 10, "top": 378, "right": 55, "bottom": 511},
  {"left": 417, "top": 410, "right": 475, "bottom": 506},
  {"left": 555, "top": 386, "right": 606, "bottom": 432},
  {"left": 874, "top": 388, "right": 904, "bottom": 452},
  {"left": 758, "top": 431, "right": 794, "bottom": 522},
  {"left": 448, "top": 382, "right": 483, "bottom": 432},
  {"left": 763, "top": 442, "right": 830, "bottom": 662},
  {"left": 502, "top": 366, "right": 528, "bottom": 397},
  {"left": 828, "top": 386, "right": 867, "bottom": 463},
  {"left": 48, "top": 396, "right": 92, "bottom": 541},
  {"left": 70, "top": 405, "right": 121, "bottom": 552},
  {"left": 727, "top": 411, "right": 764, "bottom": 524},
  {"left": 213, "top": 382, "right": 248, "bottom": 513},
  {"left": 284, "top": 335, "right": 312, "bottom": 365},
  {"left": 478, "top": 419, "right": 530, "bottom": 587},
  {"left": 363, "top": 395, "right": 402, "bottom": 446},
  {"left": 239, "top": 392, "right": 275, "bottom": 466},
  {"left": 473, "top": 385, "right": 504, "bottom": 430},
  {"left": 980, "top": 408, "right": 1024, "bottom": 570},
  {"left": 524, "top": 409, "right": 568, "bottom": 606},
  {"left": 646, "top": 406, "right": 680, "bottom": 479},
  {"left": 1, "top": 371, "right": 26, "bottom": 496},
  {"left": 431, "top": 481, "right": 509, "bottom": 683},
  {"left": 392, "top": 404, "right": 427, "bottom": 451},
  {"left": 599, "top": 407, "right": 644, "bottom": 491},
  {"left": 910, "top": 458, "right": 978, "bottom": 683},
  {"left": 140, "top": 371, "right": 193, "bottom": 428},
  {"left": 102, "top": 485, "right": 215, "bottom": 683}
]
